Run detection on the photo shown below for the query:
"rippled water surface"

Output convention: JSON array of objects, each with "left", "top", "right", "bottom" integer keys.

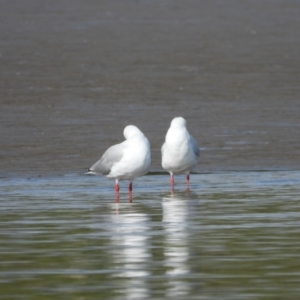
[{"left": 1, "top": 171, "right": 300, "bottom": 299}]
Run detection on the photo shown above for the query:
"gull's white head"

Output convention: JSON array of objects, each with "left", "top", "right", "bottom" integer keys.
[
  {"left": 170, "top": 116, "right": 187, "bottom": 128},
  {"left": 123, "top": 125, "right": 143, "bottom": 139}
]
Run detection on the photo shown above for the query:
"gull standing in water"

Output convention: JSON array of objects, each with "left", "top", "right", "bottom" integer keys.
[
  {"left": 161, "top": 117, "right": 200, "bottom": 191},
  {"left": 87, "top": 125, "right": 151, "bottom": 200}
]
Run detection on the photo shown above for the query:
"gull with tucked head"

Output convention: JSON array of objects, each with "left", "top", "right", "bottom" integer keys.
[
  {"left": 161, "top": 117, "right": 200, "bottom": 191},
  {"left": 87, "top": 125, "right": 151, "bottom": 199}
]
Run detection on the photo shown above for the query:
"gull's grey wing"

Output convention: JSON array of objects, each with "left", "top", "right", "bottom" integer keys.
[
  {"left": 89, "top": 143, "right": 125, "bottom": 175},
  {"left": 190, "top": 135, "right": 200, "bottom": 157}
]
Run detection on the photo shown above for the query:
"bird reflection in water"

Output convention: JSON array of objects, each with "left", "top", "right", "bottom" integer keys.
[
  {"left": 162, "top": 193, "right": 191, "bottom": 297},
  {"left": 114, "top": 188, "right": 133, "bottom": 203},
  {"left": 109, "top": 206, "right": 151, "bottom": 299}
]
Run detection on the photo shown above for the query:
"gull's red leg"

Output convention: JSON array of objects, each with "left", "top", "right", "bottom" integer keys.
[
  {"left": 129, "top": 182, "right": 133, "bottom": 203},
  {"left": 171, "top": 174, "right": 175, "bottom": 192},
  {"left": 115, "top": 181, "right": 120, "bottom": 202},
  {"left": 186, "top": 174, "right": 190, "bottom": 192}
]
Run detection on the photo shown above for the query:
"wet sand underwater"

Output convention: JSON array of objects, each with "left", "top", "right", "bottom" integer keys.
[{"left": 0, "top": 0, "right": 299, "bottom": 177}]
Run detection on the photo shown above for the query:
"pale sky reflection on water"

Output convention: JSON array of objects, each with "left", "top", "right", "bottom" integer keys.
[{"left": 0, "top": 171, "right": 300, "bottom": 299}]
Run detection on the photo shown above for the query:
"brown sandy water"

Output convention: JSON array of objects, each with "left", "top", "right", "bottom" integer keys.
[{"left": 0, "top": 0, "right": 299, "bottom": 177}]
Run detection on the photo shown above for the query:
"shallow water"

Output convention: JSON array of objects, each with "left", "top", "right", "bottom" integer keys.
[{"left": 1, "top": 171, "right": 300, "bottom": 299}]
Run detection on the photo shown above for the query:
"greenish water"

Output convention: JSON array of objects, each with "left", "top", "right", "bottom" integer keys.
[{"left": 1, "top": 171, "right": 300, "bottom": 299}]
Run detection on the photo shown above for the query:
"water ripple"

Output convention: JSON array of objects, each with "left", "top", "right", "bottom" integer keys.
[{"left": 0, "top": 171, "right": 300, "bottom": 299}]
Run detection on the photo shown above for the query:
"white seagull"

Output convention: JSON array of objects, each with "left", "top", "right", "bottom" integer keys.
[
  {"left": 88, "top": 125, "right": 151, "bottom": 197},
  {"left": 161, "top": 117, "right": 200, "bottom": 191}
]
